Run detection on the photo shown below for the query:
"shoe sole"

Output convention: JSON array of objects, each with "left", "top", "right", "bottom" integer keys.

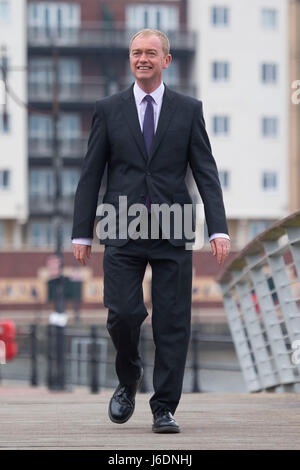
[
  {"left": 152, "top": 425, "right": 181, "bottom": 434},
  {"left": 108, "top": 370, "right": 143, "bottom": 424}
]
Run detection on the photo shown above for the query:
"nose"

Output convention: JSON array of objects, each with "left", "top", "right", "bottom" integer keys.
[{"left": 139, "top": 52, "right": 148, "bottom": 62}]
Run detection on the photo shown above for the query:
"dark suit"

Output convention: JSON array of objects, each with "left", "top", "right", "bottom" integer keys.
[{"left": 72, "top": 83, "right": 228, "bottom": 414}]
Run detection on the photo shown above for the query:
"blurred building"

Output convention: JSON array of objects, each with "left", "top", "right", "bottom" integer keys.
[
  {"left": 188, "top": 0, "right": 289, "bottom": 249},
  {"left": 0, "top": 0, "right": 28, "bottom": 248},
  {"left": 290, "top": 0, "right": 300, "bottom": 212},
  {"left": 26, "top": 0, "right": 196, "bottom": 249}
]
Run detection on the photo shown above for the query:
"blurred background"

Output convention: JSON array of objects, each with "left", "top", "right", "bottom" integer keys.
[{"left": 0, "top": 0, "right": 299, "bottom": 394}]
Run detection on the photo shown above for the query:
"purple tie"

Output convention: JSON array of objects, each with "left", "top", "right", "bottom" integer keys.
[{"left": 143, "top": 95, "right": 154, "bottom": 212}]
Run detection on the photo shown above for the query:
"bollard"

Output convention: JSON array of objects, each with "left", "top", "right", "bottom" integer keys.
[
  {"left": 30, "top": 324, "right": 38, "bottom": 386},
  {"left": 191, "top": 322, "right": 201, "bottom": 393},
  {"left": 47, "top": 324, "right": 55, "bottom": 389},
  {"left": 90, "top": 325, "right": 99, "bottom": 393},
  {"left": 56, "top": 325, "right": 66, "bottom": 390}
]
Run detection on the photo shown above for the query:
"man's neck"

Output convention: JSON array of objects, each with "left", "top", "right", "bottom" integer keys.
[{"left": 135, "top": 79, "right": 163, "bottom": 94}]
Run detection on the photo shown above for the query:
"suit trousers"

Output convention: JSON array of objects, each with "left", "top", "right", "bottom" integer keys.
[{"left": 103, "top": 214, "right": 193, "bottom": 415}]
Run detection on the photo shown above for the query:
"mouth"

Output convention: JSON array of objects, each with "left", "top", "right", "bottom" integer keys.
[{"left": 137, "top": 66, "right": 152, "bottom": 70}]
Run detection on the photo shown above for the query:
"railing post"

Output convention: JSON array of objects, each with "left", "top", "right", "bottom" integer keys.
[
  {"left": 247, "top": 252, "right": 296, "bottom": 390},
  {"left": 55, "top": 325, "right": 66, "bottom": 390},
  {"left": 191, "top": 322, "right": 201, "bottom": 393},
  {"left": 233, "top": 270, "right": 278, "bottom": 390},
  {"left": 220, "top": 281, "right": 262, "bottom": 392},
  {"left": 47, "top": 324, "right": 55, "bottom": 389},
  {"left": 90, "top": 325, "right": 99, "bottom": 394},
  {"left": 30, "top": 324, "right": 38, "bottom": 387}
]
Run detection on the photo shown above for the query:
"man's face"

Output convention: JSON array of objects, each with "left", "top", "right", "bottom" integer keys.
[{"left": 129, "top": 34, "right": 171, "bottom": 84}]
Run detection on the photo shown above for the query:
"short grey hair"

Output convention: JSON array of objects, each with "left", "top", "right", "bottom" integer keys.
[{"left": 129, "top": 29, "right": 170, "bottom": 56}]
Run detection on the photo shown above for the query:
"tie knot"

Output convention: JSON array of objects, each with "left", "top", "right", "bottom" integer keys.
[{"left": 144, "top": 95, "right": 153, "bottom": 104}]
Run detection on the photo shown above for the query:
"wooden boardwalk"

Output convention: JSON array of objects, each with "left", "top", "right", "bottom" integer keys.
[{"left": 1, "top": 383, "right": 300, "bottom": 450}]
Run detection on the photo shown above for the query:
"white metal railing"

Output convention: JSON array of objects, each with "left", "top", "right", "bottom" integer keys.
[
  {"left": 29, "top": 137, "right": 88, "bottom": 158},
  {"left": 28, "top": 80, "right": 197, "bottom": 102},
  {"left": 27, "top": 24, "right": 197, "bottom": 51},
  {"left": 217, "top": 211, "right": 300, "bottom": 392}
]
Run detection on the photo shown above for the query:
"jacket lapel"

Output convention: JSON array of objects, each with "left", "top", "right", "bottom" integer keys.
[
  {"left": 149, "top": 84, "right": 177, "bottom": 164},
  {"left": 121, "top": 84, "right": 148, "bottom": 162},
  {"left": 120, "top": 83, "right": 177, "bottom": 164}
]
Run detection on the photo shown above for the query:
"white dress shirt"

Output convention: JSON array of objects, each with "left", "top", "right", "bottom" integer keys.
[{"left": 72, "top": 81, "right": 230, "bottom": 246}]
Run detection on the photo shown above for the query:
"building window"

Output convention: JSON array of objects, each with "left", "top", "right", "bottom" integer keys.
[
  {"left": 29, "top": 221, "right": 54, "bottom": 247},
  {"left": 211, "top": 6, "right": 229, "bottom": 27},
  {"left": 29, "top": 58, "right": 80, "bottom": 95},
  {"left": 212, "top": 61, "right": 230, "bottom": 81},
  {"left": 261, "top": 9, "right": 277, "bottom": 30},
  {"left": 0, "top": 169, "right": 10, "bottom": 189},
  {"left": 213, "top": 116, "right": 230, "bottom": 136},
  {"left": 29, "top": 114, "right": 53, "bottom": 141},
  {"left": 63, "top": 222, "right": 72, "bottom": 247},
  {"left": 0, "top": 113, "right": 10, "bottom": 133},
  {"left": 262, "top": 117, "right": 278, "bottom": 137},
  {"left": 162, "top": 59, "right": 179, "bottom": 87},
  {"left": 0, "top": 1, "right": 9, "bottom": 24},
  {"left": 126, "top": 5, "right": 179, "bottom": 31},
  {"left": 262, "top": 172, "right": 277, "bottom": 191},
  {"left": 262, "top": 63, "right": 277, "bottom": 83},
  {"left": 62, "top": 169, "right": 79, "bottom": 196},
  {"left": 219, "top": 170, "right": 229, "bottom": 189},
  {"left": 28, "top": 3, "right": 80, "bottom": 36},
  {"left": 249, "top": 220, "right": 272, "bottom": 240},
  {"left": 30, "top": 169, "right": 54, "bottom": 197}
]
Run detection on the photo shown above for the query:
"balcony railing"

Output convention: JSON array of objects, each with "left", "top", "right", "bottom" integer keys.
[
  {"left": 217, "top": 210, "right": 300, "bottom": 393},
  {"left": 29, "top": 137, "right": 88, "bottom": 158},
  {"left": 28, "top": 80, "right": 197, "bottom": 103},
  {"left": 27, "top": 23, "right": 196, "bottom": 51},
  {"left": 28, "top": 80, "right": 109, "bottom": 103},
  {"left": 29, "top": 194, "right": 75, "bottom": 215}
]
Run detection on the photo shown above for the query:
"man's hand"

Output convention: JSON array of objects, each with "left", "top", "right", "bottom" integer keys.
[
  {"left": 210, "top": 237, "right": 230, "bottom": 266},
  {"left": 72, "top": 244, "right": 91, "bottom": 266}
]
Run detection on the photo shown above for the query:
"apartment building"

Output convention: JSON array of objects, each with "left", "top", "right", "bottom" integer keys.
[
  {"left": 26, "top": 0, "right": 196, "bottom": 248},
  {"left": 290, "top": 0, "right": 300, "bottom": 212},
  {"left": 188, "top": 0, "right": 289, "bottom": 248},
  {"left": 0, "top": 0, "right": 28, "bottom": 248}
]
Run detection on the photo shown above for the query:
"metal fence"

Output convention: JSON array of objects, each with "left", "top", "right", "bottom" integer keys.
[
  {"left": 217, "top": 210, "right": 300, "bottom": 392},
  {"left": 28, "top": 25, "right": 197, "bottom": 52},
  {"left": 0, "top": 322, "right": 242, "bottom": 393}
]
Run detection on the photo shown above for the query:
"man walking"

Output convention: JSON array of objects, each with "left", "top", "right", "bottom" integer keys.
[{"left": 72, "top": 29, "right": 230, "bottom": 433}]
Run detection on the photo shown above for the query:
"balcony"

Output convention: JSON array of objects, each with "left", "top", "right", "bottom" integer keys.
[
  {"left": 28, "top": 79, "right": 120, "bottom": 104},
  {"left": 27, "top": 23, "right": 196, "bottom": 53},
  {"left": 29, "top": 137, "right": 88, "bottom": 159},
  {"left": 29, "top": 194, "right": 75, "bottom": 216},
  {"left": 28, "top": 79, "right": 197, "bottom": 104}
]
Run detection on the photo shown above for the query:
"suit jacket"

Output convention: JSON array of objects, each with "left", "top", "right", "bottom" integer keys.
[{"left": 71, "top": 83, "right": 229, "bottom": 247}]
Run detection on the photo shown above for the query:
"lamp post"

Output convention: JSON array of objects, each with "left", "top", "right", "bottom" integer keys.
[
  {"left": 0, "top": 45, "right": 8, "bottom": 129},
  {"left": 48, "top": 46, "right": 67, "bottom": 390}
]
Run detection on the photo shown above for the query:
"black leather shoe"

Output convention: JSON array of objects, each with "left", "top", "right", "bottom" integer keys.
[
  {"left": 152, "top": 409, "right": 181, "bottom": 433},
  {"left": 108, "top": 368, "right": 143, "bottom": 424}
]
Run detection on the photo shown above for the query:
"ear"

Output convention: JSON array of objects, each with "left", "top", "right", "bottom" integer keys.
[{"left": 163, "top": 54, "right": 172, "bottom": 70}]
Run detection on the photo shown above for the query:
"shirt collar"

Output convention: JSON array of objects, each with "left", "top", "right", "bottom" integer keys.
[{"left": 133, "top": 81, "right": 165, "bottom": 105}]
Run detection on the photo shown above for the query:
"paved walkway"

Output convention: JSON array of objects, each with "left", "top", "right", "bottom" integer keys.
[{"left": 0, "top": 383, "right": 300, "bottom": 449}]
